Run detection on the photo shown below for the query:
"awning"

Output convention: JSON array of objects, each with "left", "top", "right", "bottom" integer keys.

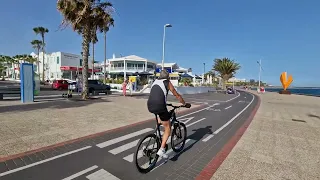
[{"left": 180, "top": 73, "right": 193, "bottom": 78}]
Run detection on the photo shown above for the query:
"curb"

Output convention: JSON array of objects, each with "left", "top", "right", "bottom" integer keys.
[
  {"left": 0, "top": 104, "right": 207, "bottom": 163},
  {"left": 195, "top": 93, "right": 261, "bottom": 180}
]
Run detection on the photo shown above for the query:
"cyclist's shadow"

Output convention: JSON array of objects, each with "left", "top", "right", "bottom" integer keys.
[{"left": 170, "top": 126, "right": 213, "bottom": 162}]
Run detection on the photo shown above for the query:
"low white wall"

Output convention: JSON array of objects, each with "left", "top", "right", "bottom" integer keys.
[
  {"left": 140, "top": 86, "right": 216, "bottom": 95},
  {"left": 173, "top": 87, "right": 216, "bottom": 95},
  {"left": 110, "top": 83, "right": 216, "bottom": 95}
]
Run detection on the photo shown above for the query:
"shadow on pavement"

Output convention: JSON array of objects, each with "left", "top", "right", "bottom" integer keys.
[
  {"left": 0, "top": 96, "right": 110, "bottom": 113},
  {"left": 170, "top": 126, "right": 213, "bottom": 162},
  {"left": 307, "top": 113, "right": 320, "bottom": 119}
]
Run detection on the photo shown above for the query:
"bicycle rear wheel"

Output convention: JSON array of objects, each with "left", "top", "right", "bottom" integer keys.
[
  {"left": 134, "top": 133, "right": 160, "bottom": 173},
  {"left": 171, "top": 122, "right": 187, "bottom": 152}
]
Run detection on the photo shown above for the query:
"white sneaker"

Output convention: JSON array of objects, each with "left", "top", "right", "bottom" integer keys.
[{"left": 156, "top": 148, "right": 168, "bottom": 159}]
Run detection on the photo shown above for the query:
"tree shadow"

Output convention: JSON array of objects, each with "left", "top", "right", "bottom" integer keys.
[
  {"left": 307, "top": 113, "right": 320, "bottom": 120},
  {"left": 170, "top": 126, "right": 213, "bottom": 162},
  {"left": 0, "top": 96, "right": 110, "bottom": 113}
]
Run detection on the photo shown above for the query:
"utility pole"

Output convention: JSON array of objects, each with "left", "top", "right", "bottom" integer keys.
[{"left": 257, "top": 59, "right": 262, "bottom": 92}]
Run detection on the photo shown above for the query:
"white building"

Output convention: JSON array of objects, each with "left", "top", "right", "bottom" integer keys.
[
  {"left": 156, "top": 63, "right": 191, "bottom": 75},
  {"left": 37, "top": 52, "right": 97, "bottom": 81},
  {"left": 107, "top": 54, "right": 157, "bottom": 79}
]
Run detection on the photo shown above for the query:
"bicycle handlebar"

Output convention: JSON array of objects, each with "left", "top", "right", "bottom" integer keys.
[{"left": 167, "top": 103, "right": 191, "bottom": 109}]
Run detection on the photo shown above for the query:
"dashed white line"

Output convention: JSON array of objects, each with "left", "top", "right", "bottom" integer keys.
[
  {"left": 214, "top": 93, "right": 255, "bottom": 135},
  {"left": 86, "top": 169, "right": 120, "bottom": 180},
  {"left": 96, "top": 128, "right": 153, "bottom": 148},
  {"left": 186, "top": 118, "right": 206, "bottom": 127},
  {"left": 225, "top": 92, "right": 240, "bottom": 102},
  {"left": 62, "top": 165, "right": 98, "bottom": 180},
  {"left": 0, "top": 146, "right": 92, "bottom": 177},
  {"left": 202, "top": 134, "right": 214, "bottom": 142},
  {"left": 224, "top": 105, "right": 232, "bottom": 110},
  {"left": 109, "top": 139, "right": 140, "bottom": 155},
  {"left": 123, "top": 117, "right": 206, "bottom": 163}
]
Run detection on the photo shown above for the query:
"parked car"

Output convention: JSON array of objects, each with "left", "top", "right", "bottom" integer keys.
[
  {"left": 71, "top": 80, "right": 111, "bottom": 95},
  {"left": 52, "top": 80, "right": 69, "bottom": 90}
]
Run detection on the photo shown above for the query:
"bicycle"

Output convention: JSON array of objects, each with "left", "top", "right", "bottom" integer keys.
[{"left": 134, "top": 103, "right": 191, "bottom": 173}]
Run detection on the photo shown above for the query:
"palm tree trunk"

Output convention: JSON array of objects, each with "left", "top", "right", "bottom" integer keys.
[
  {"left": 42, "top": 35, "right": 45, "bottom": 82},
  {"left": 81, "top": 24, "right": 91, "bottom": 99},
  {"left": 37, "top": 48, "right": 40, "bottom": 75},
  {"left": 92, "top": 43, "right": 95, "bottom": 80},
  {"left": 104, "top": 32, "right": 107, "bottom": 84}
]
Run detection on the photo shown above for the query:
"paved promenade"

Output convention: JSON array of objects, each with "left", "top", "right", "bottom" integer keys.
[
  {"left": 0, "top": 95, "right": 200, "bottom": 159},
  {"left": 211, "top": 91, "right": 320, "bottom": 180}
]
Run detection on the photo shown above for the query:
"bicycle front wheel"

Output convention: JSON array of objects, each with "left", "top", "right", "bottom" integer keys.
[
  {"left": 134, "top": 133, "right": 160, "bottom": 173},
  {"left": 171, "top": 122, "right": 187, "bottom": 152}
]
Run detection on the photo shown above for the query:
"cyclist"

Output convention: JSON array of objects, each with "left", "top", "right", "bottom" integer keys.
[{"left": 147, "top": 70, "right": 191, "bottom": 158}]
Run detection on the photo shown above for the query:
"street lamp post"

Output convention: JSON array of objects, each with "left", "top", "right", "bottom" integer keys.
[
  {"left": 162, "top": 24, "right": 172, "bottom": 70},
  {"left": 257, "top": 59, "right": 262, "bottom": 92},
  {"left": 203, "top": 63, "right": 205, "bottom": 84}
]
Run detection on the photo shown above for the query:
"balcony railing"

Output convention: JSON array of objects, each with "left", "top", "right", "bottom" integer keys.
[{"left": 110, "top": 67, "right": 150, "bottom": 71}]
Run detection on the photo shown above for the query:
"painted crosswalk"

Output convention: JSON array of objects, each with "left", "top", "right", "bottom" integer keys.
[
  {"left": 62, "top": 165, "right": 120, "bottom": 180},
  {"left": 94, "top": 117, "right": 208, "bottom": 164},
  {"left": 62, "top": 116, "right": 213, "bottom": 180}
]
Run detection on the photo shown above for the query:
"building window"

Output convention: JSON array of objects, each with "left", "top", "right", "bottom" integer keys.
[
  {"left": 80, "top": 59, "right": 82, "bottom": 66},
  {"left": 57, "top": 57, "right": 60, "bottom": 64}
]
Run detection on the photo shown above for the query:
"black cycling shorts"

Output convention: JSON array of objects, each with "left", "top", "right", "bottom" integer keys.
[{"left": 157, "top": 111, "right": 171, "bottom": 121}]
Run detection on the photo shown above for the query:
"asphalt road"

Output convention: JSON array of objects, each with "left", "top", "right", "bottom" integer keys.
[{"left": 0, "top": 91, "right": 258, "bottom": 180}]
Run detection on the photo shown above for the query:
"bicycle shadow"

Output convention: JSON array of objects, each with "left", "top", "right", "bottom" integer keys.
[{"left": 170, "top": 125, "right": 213, "bottom": 162}]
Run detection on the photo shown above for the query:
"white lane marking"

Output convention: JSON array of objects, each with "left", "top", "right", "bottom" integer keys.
[
  {"left": 225, "top": 92, "right": 240, "bottom": 102},
  {"left": 177, "top": 103, "right": 220, "bottom": 119},
  {"left": 180, "top": 116, "right": 195, "bottom": 124},
  {"left": 62, "top": 165, "right": 98, "bottom": 180},
  {"left": 0, "top": 146, "right": 92, "bottom": 177},
  {"left": 202, "top": 134, "right": 214, "bottom": 142},
  {"left": 109, "top": 139, "right": 140, "bottom": 155},
  {"left": 123, "top": 117, "right": 205, "bottom": 162},
  {"left": 96, "top": 128, "right": 153, "bottom": 148},
  {"left": 185, "top": 91, "right": 240, "bottom": 103},
  {"left": 214, "top": 93, "right": 255, "bottom": 135},
  {"left": 86, "top": 169, "right": 120, "bottom": 180},
  {"left": 225, "top": 105, "right": 232, "bottom": 110},
  {"left": 186, "top": 118, "right": 206, "bottom": 127}
]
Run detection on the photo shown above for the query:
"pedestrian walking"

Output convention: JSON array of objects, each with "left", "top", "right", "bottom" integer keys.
[{"left": 122, "top": 79, "right": 128, "bottom": 96}]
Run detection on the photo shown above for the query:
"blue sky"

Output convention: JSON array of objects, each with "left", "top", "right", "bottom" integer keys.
[{"left": 1, "top": 0, "right": 320, "bottom": 86}]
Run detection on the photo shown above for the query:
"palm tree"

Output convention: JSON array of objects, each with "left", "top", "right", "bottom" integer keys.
[
  {"left": 103, "top": 17, "right": 114, "bottom": 84},
  {"left": 33, "top": 27, "right": 49, "bottom": 82},
  {"left": 91, "top": 31, "right": 98, "bottom": 80},
  {"left": 212, "top": 57, "right": 241, "bottom": 90},
  {"left": 0, "top": 55, "right": 7, "bottom": 80},
  {"left": 13, "top": 54, "right": 37, "bottom": 64},
  {"left": 0, "top": 55, "right": 18, "bottom": 79},
  {"left": 31, "top": 40, "right": 43, "bottom": 75},
  {"left": 57, "top": 0, "right": 115, "bottom": 99}
]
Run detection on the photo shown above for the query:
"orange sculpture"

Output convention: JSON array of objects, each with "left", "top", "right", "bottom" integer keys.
[{"left": 280, "top": 72, "right": 293, "bottom": 90}]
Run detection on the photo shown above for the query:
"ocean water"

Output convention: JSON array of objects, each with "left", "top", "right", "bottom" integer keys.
[{"left": 256, "top": 88, "right": 320, "bottom": 96}]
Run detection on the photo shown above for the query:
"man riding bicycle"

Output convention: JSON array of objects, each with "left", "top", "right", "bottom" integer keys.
[{"left": 147, "top": 70, "right": 191, "bottom": 158}]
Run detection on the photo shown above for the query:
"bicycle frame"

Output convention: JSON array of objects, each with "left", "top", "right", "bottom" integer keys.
[{"left": 153, "top": 107, "right": 180, "bottom": 144}]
